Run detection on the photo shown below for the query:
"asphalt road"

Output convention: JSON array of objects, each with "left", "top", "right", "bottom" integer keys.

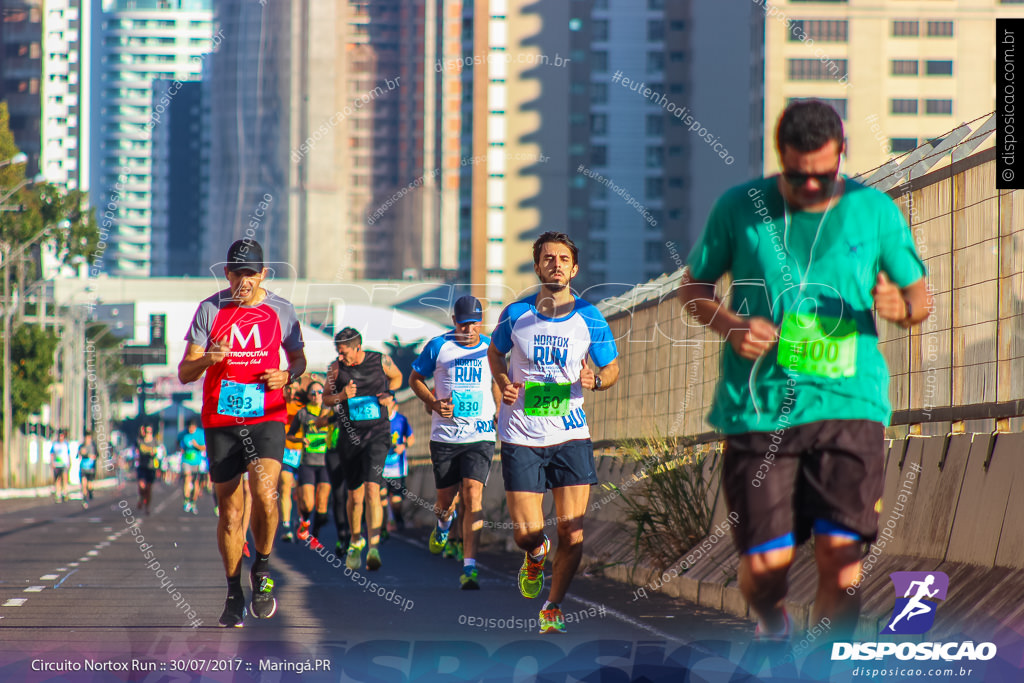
[{"left": 0, "top": 480, "right": 973, "bottom": 683}]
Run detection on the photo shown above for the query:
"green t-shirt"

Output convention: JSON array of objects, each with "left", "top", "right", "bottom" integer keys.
[{"left": 686, "top": 176, "right": 926, "bottom": 434}]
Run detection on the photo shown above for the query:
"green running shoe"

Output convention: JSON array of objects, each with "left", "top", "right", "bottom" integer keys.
[
  {"left": 539, "top": 604, "right": 566, "bottom": 634},
  {"left": 460, "top": 565, "right": 480, "bottom": 590},
  {"left": 346, "top": 537, "right": 366, "bottom": 570},
  {"left": 429, "top": 523, "right": 450, "bottom": 554},
  {"left": 518, "top": 536, "right": 549, "bottom": 599},
  {"left": 366, "top": 546, "right": 382, "bottom": 571}
]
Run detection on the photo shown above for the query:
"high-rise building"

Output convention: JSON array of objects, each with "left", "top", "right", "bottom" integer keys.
[
  {"left": 90, "top": 0, "right": 214, "bottom": 277},
  {"left": 762, "top": 0, "right": 1024, "bottom": 174},
  {"left": 462, "top": 0, "right": 761, "bottom": 312},
  {"left": 40, "top": 0, "right": 89, "bottom": 192},
  {"left": 207, "top": 0, "right": 448, "bottom": 282},
  {"left": 150, "top": 79, "right": 204, "bottom": 277},
  {"left": 0, "top": 0, "right": 41, "bottom": 175}
]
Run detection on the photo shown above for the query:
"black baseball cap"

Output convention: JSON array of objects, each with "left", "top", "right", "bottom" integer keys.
[
  {"left": 453, "top": 295, "right": 482, "bottom": 323},
  {"left": 226, "top": 239, "right": 264, "bottom": 273}
]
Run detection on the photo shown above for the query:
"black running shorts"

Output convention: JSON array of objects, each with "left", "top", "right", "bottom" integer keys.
[
  {"left": 430, "top": 440, "right": 495, "bottom": 490},
  {"left": 500, "top": 439, "right": 597, "bottom": 493},
  {"left": 722, "top": 419, "right": 885, "bottom": 554},
  {"left": 297, "top": 463, "right": 329, "bottom": 487},
  {"left": 326, "top": 435, "right": 389, "bottom": 489},
  {"left": 206, "top": 421, "right": 285, "bottom": 484}
]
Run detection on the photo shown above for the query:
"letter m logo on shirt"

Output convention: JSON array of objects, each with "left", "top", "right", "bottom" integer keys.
[{"left": 230, "top": 323, "right": 262, "bottom": 349}]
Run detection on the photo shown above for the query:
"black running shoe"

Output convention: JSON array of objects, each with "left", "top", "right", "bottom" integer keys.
[
  {"left": 249, "top": 572, "right": 277, "bottom": 619},
  {"left": 219, "top": 593, "right": 246, "bottom": 628}
]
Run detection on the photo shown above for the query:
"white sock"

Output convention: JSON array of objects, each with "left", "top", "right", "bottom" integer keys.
[
  {"left": 542, "top": 600, "right": 557, "bottom": 610},
  {"left": 463, "top": 558, "right": 476, "bottom": 568},
  {"left": 437, "top": 517, "right": 452, "bottom": 531}
]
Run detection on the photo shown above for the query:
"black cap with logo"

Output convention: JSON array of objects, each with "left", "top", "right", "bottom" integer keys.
[
  {"left": 453, "top": 295, "right": 483, "bottom": 324},
  {"left": 226, "top": 239, "right": 264, "bottom": 273}
]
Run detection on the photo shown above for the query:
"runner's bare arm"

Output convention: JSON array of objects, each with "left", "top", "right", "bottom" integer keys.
[
  {"left": 409, "top": 370, "right": 440, "bottom": 412},
  {"left": 873, "top": 274, "right": 932, "bottom": 328},
  {"left": 676, "top": 267, "right": 777, "bottom": 360},
  {"left": 178, "top": 337, "right": 229, "bottom": 384},
  {"left": 582, "top": 357, "right": 620, "bottom": 391},
  {"left": 382, "top": 354, "right": 403, "bottom": 391},
  {"left": 322, "top": 362, "right": 345, "bottom": 407},
  {"left": 260, "top": 347, "right": 307, "bottom": 391},
  {"left": 487, "top": 343, "right": 520, "bottom": 405}
]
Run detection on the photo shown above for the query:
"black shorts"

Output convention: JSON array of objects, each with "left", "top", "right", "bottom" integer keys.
[
  {"left": 206, "top": 421, "right": 285, "bottom": 484},
  {"left": 500, "top": 439, "right": 597, "bottom": 493},
  {"left": 326, "top": 436, "right": 389, "bottom": 489},
  {"left": 431, "top": 440, "right": 495, "bottom": 490},
  {"left": 383, "top": 476, "right": 406, "bottom": 498},
  {"left": 137, "top": 468, "right": 156, "bottom": 485},
  {"left": 723, "top": 419, "right": 885, "bottom": 554},
  {"left": 80, "top": 471, "right": 96, "bottom": 482},
  {"left": 297, "top": 463, "right": 329, "bottom": 487}
]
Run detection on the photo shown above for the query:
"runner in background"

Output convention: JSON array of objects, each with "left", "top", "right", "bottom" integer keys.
[
  {"left": 280, "top": 379, "right": 305, "bottom": 542},
  {"left": 380, "top": 390, "right": 413, "bottom": 537},
  {"left": 77, "top": 432, "right": 98, "bottom": 508},
  {"left": 411, "top": 294, "right": 501, "bottom": 589},
  {"left": 50, "top": 430, "right": 72, "bottom": 503},
  {"left": 288, "top": 381, "right": 332, "bottom": 551},
  {"left": 178, "top": 420, "right": 206, "bottom": 514}
]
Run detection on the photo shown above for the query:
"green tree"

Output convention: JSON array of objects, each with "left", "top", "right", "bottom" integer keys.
[
  {"left": 0, "top": 102, "right": 101, "bottom": 437},
  {"left": 5, "top": 324, "right": 59, "bottom": 428}
]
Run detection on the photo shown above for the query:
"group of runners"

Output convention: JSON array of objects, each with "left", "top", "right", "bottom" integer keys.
[
  {"left": 172, "top": 101, "right": 930, "bottom": 642},
  {"left": 48, "top": 430, "right": 99, "bottom": 507}
]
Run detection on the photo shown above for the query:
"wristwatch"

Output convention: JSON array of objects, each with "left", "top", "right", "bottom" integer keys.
[{"left": 593, "top": 375, "right": 603, "bottom": 391}]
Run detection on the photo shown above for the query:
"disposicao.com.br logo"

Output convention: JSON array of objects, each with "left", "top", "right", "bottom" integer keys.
[{"left": 832, "top": 571, "right": 997, "bottom": 662}]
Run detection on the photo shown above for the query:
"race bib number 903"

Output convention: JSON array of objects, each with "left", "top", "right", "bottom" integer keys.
[{"left": 217, "top": 380, "right": 265, "bottom": 418}]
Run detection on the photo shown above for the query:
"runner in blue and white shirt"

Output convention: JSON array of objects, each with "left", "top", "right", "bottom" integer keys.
[
  {"left": 487, "top": 232, "right": 620, "bottom": 634},
  {"left": 410, "top": 295, "right": 500, "bottom": 590}
]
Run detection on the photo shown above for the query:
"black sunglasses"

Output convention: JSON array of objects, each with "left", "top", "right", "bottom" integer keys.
[
  {"left": 310, "top": 389, "right": 323, "bottom": 395},
  {"left": 781, "top": 167, "right": 840, "bottom": 188}
]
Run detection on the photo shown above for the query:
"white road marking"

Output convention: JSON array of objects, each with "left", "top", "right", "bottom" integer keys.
[
  {"left": 39, "top": 575, "right": 58, "bottom": 580},
  {"left": 23, "top": 586, "right": 44, "bottom": 593},
  {"left": 2, "top": 599, "right": 27, "bottom": 607}
]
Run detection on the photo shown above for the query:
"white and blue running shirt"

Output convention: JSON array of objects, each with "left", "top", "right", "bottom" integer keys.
[
  {"left": 490, "top": 294, "right": 618, "bottom": 447},
  {"left": 412, "top": 333, "right": 497, "bottom": 444}
]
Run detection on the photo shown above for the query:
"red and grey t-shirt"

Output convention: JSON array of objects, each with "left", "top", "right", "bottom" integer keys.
[{"left": 185, "top": 289, "right": 304, "bottom": 429}]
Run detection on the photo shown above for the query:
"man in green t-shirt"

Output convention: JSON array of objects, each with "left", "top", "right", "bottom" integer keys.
[{"left": 677, "top": 100, "right": 932, "bottom": 639}]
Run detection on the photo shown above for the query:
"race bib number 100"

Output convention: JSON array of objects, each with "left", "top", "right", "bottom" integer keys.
[
  {"left": 777, "top": 312, "right": 858, "bottom": 379},
  {"left": 217, "top": 381, "right": 265, "bottom": 418},
  {"left": 524, "top": 381, "right": 571, "bottom": 417}
]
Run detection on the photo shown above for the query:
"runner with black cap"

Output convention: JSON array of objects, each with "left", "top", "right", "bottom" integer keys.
[
  {"left": 318, "top": 327, "right": 403, "bottom": 571},
  {"left": 487, "top": 232, "right": 620, "bottom": 632},
  {"left": 178, "top": 239, "right": 306, "bottom": 627},
  {"left": 410, "top": 295, "right": 501, "bottom": 589}
]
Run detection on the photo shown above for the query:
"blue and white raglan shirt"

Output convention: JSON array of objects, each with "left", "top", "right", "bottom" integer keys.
[
  {"left": 490, "top": 294, "right": 618, "bottom": 447},
  {"left": 412, "top": 332, "right": 497, "bottom": 444}
]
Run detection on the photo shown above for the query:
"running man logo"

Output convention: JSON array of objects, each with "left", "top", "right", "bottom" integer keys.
[
  {"left": 881, "top": 571, "right": 949, "bottom": 635},
  {"left": 230, "top": 324, "right": 263, "bottom": 350}
]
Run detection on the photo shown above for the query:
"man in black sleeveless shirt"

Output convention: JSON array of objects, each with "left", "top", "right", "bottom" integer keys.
[{"left": 319, "top": 327, "right": 403, "bottom": 571}]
